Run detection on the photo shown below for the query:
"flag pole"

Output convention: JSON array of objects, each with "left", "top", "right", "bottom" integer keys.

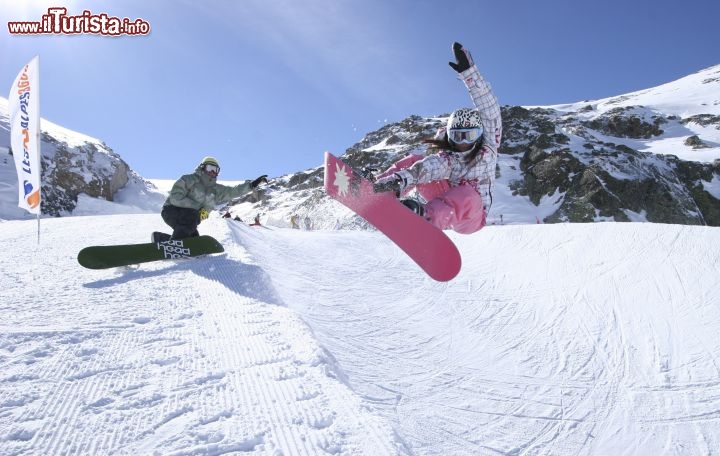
[{"left": 37, "top": 56, "right": 41, "bottom": 244}]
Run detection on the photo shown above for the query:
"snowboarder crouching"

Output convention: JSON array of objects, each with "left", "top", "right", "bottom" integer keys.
[
  {"left": 372, "top": 42, "right": 502, "bottom": 234},
  {"left": 160, "top": 156, "right": 267, "bottom": 239}
]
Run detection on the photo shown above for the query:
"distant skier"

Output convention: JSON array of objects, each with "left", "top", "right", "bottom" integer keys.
[
  {"left": 372, "top": 42, "right": 502, "bottom": 234},
  {"left": 156, "top": 156, "right": 267, "bottom": 240}
]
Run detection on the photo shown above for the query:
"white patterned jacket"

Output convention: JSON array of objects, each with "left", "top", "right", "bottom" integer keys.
[{"left": 395, "top": 64, "right": 502, "bottom": 205}]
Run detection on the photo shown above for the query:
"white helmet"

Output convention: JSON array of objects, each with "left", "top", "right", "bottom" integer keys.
[
  {"left": 447, "top": 108, "right": 481, "bottom": 129},
  {"left": 446, "top": 108, "right": 483, "bottom": 145}
]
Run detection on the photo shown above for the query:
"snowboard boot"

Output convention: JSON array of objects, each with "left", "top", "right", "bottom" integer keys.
[
  {"left": 151, "top": 231, "right": 172, "bottom": 243},
  {"left": 400, "top": 198, "right": 425, "bottom": 217}
]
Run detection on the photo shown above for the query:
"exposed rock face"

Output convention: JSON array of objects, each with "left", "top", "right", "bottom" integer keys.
[
  {"left": 505, "top": 106, "right": 719, "bottom": 225},
  {"left": 583, "top": 106, "right": 665, "bottom": 139},
  {"left": 36, "top": 135, "right": 133, "bottom": 216}
]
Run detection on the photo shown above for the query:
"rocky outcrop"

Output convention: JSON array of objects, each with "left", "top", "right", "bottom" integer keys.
[
  {"left": 35, "top": 135, "right": 135, "bottom": 216},
  {"left": 505, "top": 106, "right": 719, "bottom": 224}
]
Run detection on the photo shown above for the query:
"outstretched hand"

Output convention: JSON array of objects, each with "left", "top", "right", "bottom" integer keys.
[
  {"left": 199, "top": 208, "right": 210, "bottom": 221},
  {"left": 448, "top": 42, "right": 474, "bottom": 73},
  {"left": 251, "top": 175, "right": 268, "bottom": 188}
]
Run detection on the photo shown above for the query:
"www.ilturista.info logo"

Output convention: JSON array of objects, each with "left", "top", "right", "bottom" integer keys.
[{"left": 7, "top": 7, "right": 150, "bottom": 36}]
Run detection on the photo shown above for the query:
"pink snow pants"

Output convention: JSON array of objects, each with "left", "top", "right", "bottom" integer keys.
[{"left": 379, "top": 154, "right": 487, "bottom": 234}]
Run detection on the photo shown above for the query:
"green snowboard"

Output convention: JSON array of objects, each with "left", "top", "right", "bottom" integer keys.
[{"left": 77, "top": 235, "right": 224, "bottom": 269}]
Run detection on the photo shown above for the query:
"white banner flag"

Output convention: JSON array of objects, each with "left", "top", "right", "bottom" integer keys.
[{"left": 9, "top": 56, "right": 41, "bottom": 214}]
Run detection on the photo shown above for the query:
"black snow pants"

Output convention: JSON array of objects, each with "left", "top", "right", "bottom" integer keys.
[{"left": 161, "top": 205, "right": 200, "bottom": 239}]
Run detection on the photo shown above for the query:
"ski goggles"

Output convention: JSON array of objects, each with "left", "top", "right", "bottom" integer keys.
[
  {"left": 204, "top": 164, "right": 220, "bottom": 175},
  {"left": 447, "top": 127, "right": 483, "bottom": 145}
]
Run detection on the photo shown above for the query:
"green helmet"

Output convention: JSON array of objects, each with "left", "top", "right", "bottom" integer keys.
[{"left": 200, "top": 156, "right": 220, "bottom": 168}]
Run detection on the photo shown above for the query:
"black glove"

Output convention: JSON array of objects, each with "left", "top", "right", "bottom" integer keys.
[
  {"left": 448, "top": 42, "right": 473, "bottom": 73},
  {"left": 251, "top": 175, "right": 268, "bottom": 188},
  {"left": 360, "top": 167, "right": 379, "bottom": 182},
  {"left": 372, "top": 174, "right": 403, "bottom": 195}
]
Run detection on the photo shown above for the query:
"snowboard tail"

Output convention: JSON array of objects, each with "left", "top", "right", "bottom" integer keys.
[
  {"left": 78, "top": 235, "right": 224, "bottom": 269},
  {"left": 324, "top": 152, "right": 461, "bottom": 281}
]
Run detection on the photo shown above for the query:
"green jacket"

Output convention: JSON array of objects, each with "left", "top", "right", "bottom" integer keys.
[{"left": 164, "top": 167, "right": 253, "bottom": 211}]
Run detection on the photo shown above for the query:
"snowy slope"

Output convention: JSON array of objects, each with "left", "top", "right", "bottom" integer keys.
[
  {"left": 583, "top": 64, "right": 720, "bottom": 118},
  {"left": 0, "top": 215, "right": 403, "bottom": 455},
  {"left": 547, "top": 64, "right": 720, "bottom": 164},
  {"left": 238, "top": 221, "right": 720, "bottom": 455},
  {"left": 2, "top": 213, "right": 720, "bottom": 455}
]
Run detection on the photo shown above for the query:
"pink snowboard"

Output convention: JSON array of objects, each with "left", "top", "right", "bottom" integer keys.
[{"left": 324, "top": 152, "right": 462, "bottom": 281}]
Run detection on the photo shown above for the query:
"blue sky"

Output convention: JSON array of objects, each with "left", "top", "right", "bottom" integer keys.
[{"left": 1, "top": 0, "right": 719, "bottom": 181}]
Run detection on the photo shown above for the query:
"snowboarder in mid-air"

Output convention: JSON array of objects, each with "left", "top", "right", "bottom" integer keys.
[
  {"left": 155, "top": 156, "right": 268, "bottom": 242},
  {"left": 372, "top": 42, "right": 502, "bottom": 234}
]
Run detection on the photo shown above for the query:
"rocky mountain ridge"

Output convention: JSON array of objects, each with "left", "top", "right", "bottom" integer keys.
[{"left": 230, "top": 64, "right": 720, "bottom": 228}]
